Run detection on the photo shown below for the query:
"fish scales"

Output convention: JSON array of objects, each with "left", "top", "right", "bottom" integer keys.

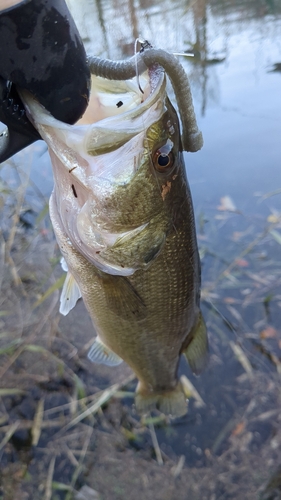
[{"left": 22, "top": 61, "right": 208, "bottom": 417}]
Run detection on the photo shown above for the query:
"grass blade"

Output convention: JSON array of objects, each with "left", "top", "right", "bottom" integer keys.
[{"left": 33, "top": 274, "right": 65, "bottom": 309}]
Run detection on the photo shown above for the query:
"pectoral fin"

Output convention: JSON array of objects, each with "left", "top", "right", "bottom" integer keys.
[
  {"left": 183, "top": 312, "right": 208, "bottom": 375},
  {"left": 60, "top": 256, "right": 68, "bottom": 272},
  {"left": 88, "top": 336, "right": 123, "bottom": 366},
  {"left": 101, "top": 218, "right": 167, "bottom": 270},
  {"left": 59, "top": 271, "right": 82, "bottom": 316}
]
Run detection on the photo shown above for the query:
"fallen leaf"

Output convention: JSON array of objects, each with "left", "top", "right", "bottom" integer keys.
[
  {"left": 260, "top": 326, "right": 277, "bottom": 339},
  {"left": 232, "top": 231, "right": 244, "bottom": 241},
  {"left": 40, "top": 228, "right": 49, "bottom": 236},
  {"left": 267, "top": 214, "right": 281, "bottom": 223},
  {"left": 217, "top": 195, "right": 237, "bottom": 212},
  {"left": 235, "top": 258, "right": 249, "bottom": 267},
  {"left": 231, "top": 421, "right": 245, "bottom": 436},
  {"left": 223, "top": 297, "right": 240, "bottom": 304}
]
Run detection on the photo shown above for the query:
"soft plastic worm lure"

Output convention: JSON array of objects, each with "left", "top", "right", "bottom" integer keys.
[{"left": 88, "top": 44, "right": 203, "bottom": 153}]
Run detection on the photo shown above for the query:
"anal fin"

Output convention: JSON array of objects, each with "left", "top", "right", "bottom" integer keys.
[{"left": 88, "top": 336, "right": 123, "bottom": 367}]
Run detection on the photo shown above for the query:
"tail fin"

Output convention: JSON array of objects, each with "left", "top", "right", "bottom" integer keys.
[{"left": 135, "top": 380, "right": 188, "bottom": 418}]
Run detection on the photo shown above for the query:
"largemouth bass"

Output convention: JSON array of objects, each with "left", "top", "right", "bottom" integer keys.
[{"left": 22, "top": 60, "right": 207, "bottom": 417}]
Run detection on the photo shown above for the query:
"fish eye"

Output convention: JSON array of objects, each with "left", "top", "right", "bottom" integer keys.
[
  {"left": 153, "top": 141, "right": 175, "bottom": 173},
  {"left": 154, "top": 151, "right": 174, "bottom": 171}
]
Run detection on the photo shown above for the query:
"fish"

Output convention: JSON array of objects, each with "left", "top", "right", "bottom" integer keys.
[{"left": 22, "top": 62, "right": 208, "bottom": 418}]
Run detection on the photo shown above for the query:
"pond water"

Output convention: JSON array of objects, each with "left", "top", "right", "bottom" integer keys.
[{"left": 1, "top": 1, "right": 281, "bottom": 499}]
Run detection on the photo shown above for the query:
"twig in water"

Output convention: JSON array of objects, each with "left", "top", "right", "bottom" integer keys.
[
  {"left": 180, "top": 374, "right": 205, "bottom": 407},
  {"left": 171, "top": 455, "right": 185, "bottom": 477},
  {"left": 31, "top": 398, "right": 45, "bottom": 446},
  {"left": 148, "top": 421, "right": 163, "bottom": 465},
  {"left": 0, "top": 419, "right": 65, "bottom": 433},
  {"left": 64, "top": 445, "right": 79, "bottom": 467},
  {"left": 229, "top": 341, "right": 253, "bottom": 377},
  {"left": 66, "top": 427, "right": 93, "bottom": 500},
  {"left": 44, "top": 456, "right": 56, "bottom": 500},
  {"left": 212, "top": 416, "right": 237, "bottom": 454},
  {"left": 63, "top": 374, "right": 135, "bottom": 431},
  {"left": 0, "top": 421, "right": 19, "bottom": 451},
  {"left": 0, "top": 290, "right": 59, "bottom": 378}
]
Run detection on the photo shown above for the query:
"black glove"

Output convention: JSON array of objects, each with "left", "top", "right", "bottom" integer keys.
[{"left": 0, "top": 0, "right": 91, "bottom": 163}]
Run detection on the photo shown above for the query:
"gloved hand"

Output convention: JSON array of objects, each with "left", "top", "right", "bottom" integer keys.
[{"left": 0, "top": 0, "right": 91, "bottom": 163}]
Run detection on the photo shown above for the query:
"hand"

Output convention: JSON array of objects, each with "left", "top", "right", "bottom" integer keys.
[{"left": 0, "top": 0, "right": 91, "bottom": 163}]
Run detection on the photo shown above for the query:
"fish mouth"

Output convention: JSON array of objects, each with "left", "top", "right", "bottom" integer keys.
[
  {"left": 20, "top": 65, "right": 166, "bottom": 181},
  {"left": 20, "top": 65, "right": 168, "bottom": 277},
  {"left": 21, "top": 65, "right": 166, "bottom": 148}
]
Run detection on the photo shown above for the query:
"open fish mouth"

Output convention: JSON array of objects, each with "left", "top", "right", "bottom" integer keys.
[
  {"left": 21, "top": 66, "right": 168, "bottom": 276},
  {"left": 22, "top": 66, "right": 166, "bottom": 166}
]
